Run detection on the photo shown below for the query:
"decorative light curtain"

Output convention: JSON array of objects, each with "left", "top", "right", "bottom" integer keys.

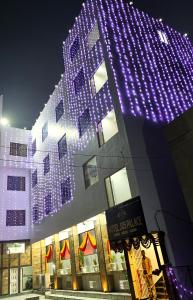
[{"left": 79, "top": 232, "right": 97, "bottom": 252}]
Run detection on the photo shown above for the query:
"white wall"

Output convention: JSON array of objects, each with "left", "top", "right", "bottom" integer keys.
[{"left": 0, "top": 126, "right": 31, "bottom": 241}]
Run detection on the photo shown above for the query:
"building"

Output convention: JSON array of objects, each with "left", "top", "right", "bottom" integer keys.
[{"left": 0, "top": 0, "right": 193, "bottom": 299}]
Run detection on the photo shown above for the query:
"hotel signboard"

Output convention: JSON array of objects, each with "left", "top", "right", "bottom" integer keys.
[{"left": 106, "top": 196, "right": 147, "bottom": 242}]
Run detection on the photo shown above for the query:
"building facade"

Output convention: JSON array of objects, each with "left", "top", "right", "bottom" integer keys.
[{"left": 0, "top": 0, "right": 193, "bottom": 299}]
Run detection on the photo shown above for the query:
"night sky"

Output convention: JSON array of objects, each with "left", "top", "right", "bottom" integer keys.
[{"left": 0, "top": 0, "right": 192, "bottom": 129}]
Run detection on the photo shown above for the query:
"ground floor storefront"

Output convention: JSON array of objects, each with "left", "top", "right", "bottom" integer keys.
[
  {"left": 0, "top": 241, "right": 32, "bottom": 295},
  {"left": 32, "top": 212, "right": 169, "bottom": 299}
]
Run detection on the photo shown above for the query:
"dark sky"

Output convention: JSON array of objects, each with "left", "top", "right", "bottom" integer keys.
[{"left": 0, "top": 0, "right": 192, "bottom": 129}]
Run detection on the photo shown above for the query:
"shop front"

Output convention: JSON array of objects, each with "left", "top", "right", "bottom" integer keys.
[{"left": 106, "top": 197, "right": 170, "bottom": 300}]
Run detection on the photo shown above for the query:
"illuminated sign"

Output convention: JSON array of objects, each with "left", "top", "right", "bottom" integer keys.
[{"left": 106, "top": 197, "right": 147, "bottom": 242}]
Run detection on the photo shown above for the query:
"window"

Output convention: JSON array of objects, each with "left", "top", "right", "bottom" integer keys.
[
  {"left": 83, "top": 156, "right": 98, "bottom": 188},
  {"left": 98, "top": 110, "right": 118, "bottom": 146},
  {"left": 70, "top": 36, "right": 80, "bottom": 62},
  {"left": 33, "top": 205, "right": 39, "bottom": 223},
  {"left": 6, "top": 243, "right": 25, "bottom": 254},
  {"left": 10, "top": 142, "right": 27, "bottom": 157},
  {"left": 7, "top": 176, "right": 25, "bottom": 191},
  {"left": 78, "top": 108, "right": 91, "bottom": 138},
  {"left": 88, "top": 23, "right": 100, "bottom": 50},
  {"left": 6, "top": 210, "right": 25, "bottom": 226},
  {"left": 90, "top": 61, "right": 108, "bottom": 96},
  {"left": 44, "top": 194, "right": 52, "bottom": 216},
  {"left": 105, "top": 167, "right": 131, "bottom": 207},
  {"left": 61, "top": 178, "right": 71, "bottom": 204},
  {"left": 32, "top": 170, "right": 37, "bottom": 188},
  {"left": 32, "top": 139, "right": 36, "bottom": 156},
  {"left": 157, "top": 30, "right": 168, "bottom": 44},
  {"left": 58, "top": 134, "right": 67, "bottom": 160},
  {"left": 43, "top": 154, "right": 50, "bottom": 175},
  {"left": 74, "top": 68, "right": 85, "bottom": 95},
  {"left": 55, "top": 100, "right": 64, "bottom": 123},
  {"left": 42, "top": 122, "right": 48, "bottom": 142}
]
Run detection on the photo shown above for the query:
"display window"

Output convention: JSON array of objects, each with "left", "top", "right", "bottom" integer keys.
[
  {"left": 59, "top": 239, "right": 71, "bottom": 275},
  {"left": 78, "top": 229, "right": 99, "bottom": 273}
]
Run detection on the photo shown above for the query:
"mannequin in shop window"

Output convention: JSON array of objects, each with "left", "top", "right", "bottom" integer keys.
[{"left": 141, "top": 250, "right": 157, "bottom": 299}]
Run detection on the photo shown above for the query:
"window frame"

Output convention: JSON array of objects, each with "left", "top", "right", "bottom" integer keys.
[
  {"left": 6, "top": 210, "right": 26, "bottom": 226},
  {"left": 58, "top": 134, "right": 67, "bottom": 160},
  {"left": 78, "top": 108, "right": 91, "bottom": 138},
  {"left": 7, "top": 176, "right": 26, "bottom": 191},
  {"left": 74, "top": 68, "right": 85, "bottom": 95},
  {"left": 83, "top": 156, "right": 99, "bottom": 189},
  {"left": 104, "top": 167, "right": 131, "bottom": 207},
  {"left": 61, "top": 178, "right": 72, "bottom": 205},
  {"left": 43, "top": 154, "right": 50, "bottom": 175},
  {"left": 32, "top": 169, "right": 38, "bottom": 188},
  {"left": 55, "top": 100, "right": 64, "bottom": 123},
  {"left": 42, "top": 122, "right": 48, "bottom": 142},
  {"left": 10, "top": 142, "right": 27, "bottom": 157}
]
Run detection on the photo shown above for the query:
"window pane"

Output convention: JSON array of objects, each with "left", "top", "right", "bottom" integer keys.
[
  {"left": 105, "top": 167, "right": 131, "bottom": 206},
  {"left": 17, "top": 144, "right": 27, "bottom": 157},
  {"left": 32, "top": 170, "right": 37, "bottom": 188},
  {"left": 88, "top": 23, "right": 100, "bottom": 50},
  {"left": 33, "top": 205, "right": 39, "bottom": 223},
  {"left": 110, "top": 168, "right": 131, "bottom": 205},
  {"left": 91, "top": 61, "right": 108, "bottom": 95},
  {"left": 105, "top": 177, "right": 114, "bottom": 207},
  {"left": 10, "top": 142, "right": 27, "bottom": 157},
  {"left": 58, "top": 134, "right": 67, "bottom": 160},
  {"left": 55, "top": 100, "right": 64, "bottom": 123},
  {"left": 70, "top": 36, "right": 80, "bottom": 62},
  {"left": 7, "top": 176, "right": 25, "bottom": 191},
  {"left": 32, "top": 139, "right": 36, "bottom": 156},
  {"left": 6, "top": 210, "right": 25, "bottom": 226},
  {"left": 61, "top": 178, "right": 71, "bottom": 204},
  {"left": 98, "top": 110, "right": 118, "bottom": 146},
  {"left": 74, "top": 68, "right": 85, "bottom": 95},
  {"left": 78, "top": 108, "right": 91, "bottom": 138},
  {"left": 83, "top": 156, "right": 98, "bottom": 188},
  {"left": 44, "top": 194, "right": 52, "bottom": 216},
  {"left": 43, "top": 155, "right": 50, "bottom": 175},
  {"left": 42, "top": 122, "right": 48, "bottom": 142}
]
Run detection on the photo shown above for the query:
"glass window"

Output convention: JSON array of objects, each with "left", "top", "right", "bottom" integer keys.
[
  {"left": 6, "top": 210, "right": 25, "bottom": 226},
  {"left": 105, "top": 167, "right": 131, "bottom": 207},
  {"left": 32, "top": 170, "right": 37, "bottom": 188},
  {"left": 78, "top": 108, "right": 91, "bottom": 138},
  {"left": 74, "top": 68, "right": 85, "bottom": 95},
  {"left": 61, "top": 178, "right": 71, "bottom": 204},
  {"left": 6, "top": 243, "right": 25, "bottom": 254},
  {"left": 10, "top": 142, "right": 27, "bottom": 157},
  {"left": 7, "top": 176, "right": 25, "bottom": 191},
  {"left": 83, "top": 156, "right": 98, "bottom": 188},
  {"left": 70, "top": 36, "right": 80, "bottom": 62},
  {"left": 88, "top": 23, "right": 100, "bottom": 50},
  {"left": 98, "top": 110, "right": 118, "bottom": 146},
  {"left": 55, "top": 100, "right": 64, "bottom": 123},
  {"left": 32, "top": 139, "right": 36, "bottom": 156},
  {"left": 44, "top": 194, "right": 52, "bottom": 216},
  {"left": 32, "top": 205, "right": 39, "bottom": 223},
  {"left": 42, "top": 122, "right": 48, "bottom": 142},
  {"left": 157, "top": 30, "right": 168, "bottom": 44},
  {"left": 43, "top": 154, "right": 50, "bottom": 175},
  {"left": 58, "top": 134, "right": 67, "bottom": 160},
  {"left": 90, "top": 61, "right": 108, "bottom": 96}
]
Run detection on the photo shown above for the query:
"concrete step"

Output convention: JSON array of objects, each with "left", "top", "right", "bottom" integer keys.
[{"left": 45, "top": 290, "right": 131, "bottom": 300}]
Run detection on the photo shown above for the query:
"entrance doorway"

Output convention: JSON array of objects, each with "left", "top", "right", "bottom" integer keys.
[{"left": 10, "top": 268, "right": 18, "bottom": 294}]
